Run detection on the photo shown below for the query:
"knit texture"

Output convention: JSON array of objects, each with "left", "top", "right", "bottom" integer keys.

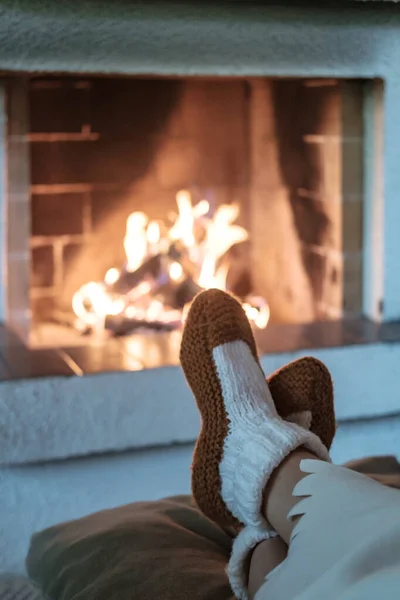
[
  {"left": 228, "top": 524, "right": 278, "bottom": 600},
  {"left": 180, "top": 289, "right": 259, "bottom": 527},
  {"left": 214, "top": 340, "right": 330, "bottom": 527},
  {"left": 180, "top": 289, "right": 335, "bottom": 529},
  {"left": 267, "top": 357, "right": 336, "bottom": 451}
]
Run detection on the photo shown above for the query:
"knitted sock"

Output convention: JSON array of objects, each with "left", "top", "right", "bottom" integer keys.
[
  {"left": 180, "top": 289, "right": 331, "bottom": 529},
  {"left": 267, "top": 356, "right": 336, "bottom": 452},
  {"left": 227, "top": 358, "right": 336, "bottom": 600},
  {"left": 228, "top": 523, "right": 279, "bottom": 600}
]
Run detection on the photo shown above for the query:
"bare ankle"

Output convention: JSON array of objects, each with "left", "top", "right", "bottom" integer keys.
[
  {"left": 262, "top": 450, "right": 321, "bottom": 544},
  {"left": 248, "top": 536, "right": 287, "bottom": 599}
]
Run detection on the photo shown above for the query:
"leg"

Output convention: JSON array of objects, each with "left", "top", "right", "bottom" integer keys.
[
  {"left": 180, "top": 290, "right": 336, "bottom": 599},
  {"left": 180, "top": 289, "right": 333, "bottom": 529},
  {"left": 181, "top": 290, "right": 400, "bottom": 600},
  {"left": 254, "top": 457, "right": 400, "bottom": 600},
  {"left": 247, "top": 449, "right": 316, "bottom": 597},
  {"left": 263, "top": 449, "right": 318, "bottom": 544},
  {"left": 181, "top": 290, "right": 335, "bottom": 598},
  {"left": 248, "top": 537, "right": 287, "bottom": 600}
]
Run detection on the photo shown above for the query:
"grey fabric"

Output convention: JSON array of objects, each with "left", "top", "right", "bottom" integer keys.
[
  {"left": 25, "top": 456, "right": 400, "bottom": 600},
  {"left": 0, "top": 576, "right": 43, "bottom": 600},
  {"left": 27, "top": 495, "right": 234, "bottom": 600}
]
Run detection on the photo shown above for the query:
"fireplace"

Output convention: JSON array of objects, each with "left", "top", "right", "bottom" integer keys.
[
  {"left": 4, "top": 75, "right": 367, "bottom": 351},
  {"left": 0, "top": 0, "right": 399, "bottom": 464}
]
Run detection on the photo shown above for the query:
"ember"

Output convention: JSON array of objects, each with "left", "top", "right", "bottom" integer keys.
[{"left": 72, "top": 190, "right": 269, "bottom": 336}]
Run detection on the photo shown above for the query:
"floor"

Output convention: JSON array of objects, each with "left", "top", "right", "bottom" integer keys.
[{"left": 1, "top": 317, "right": 400, "bottom": 379}]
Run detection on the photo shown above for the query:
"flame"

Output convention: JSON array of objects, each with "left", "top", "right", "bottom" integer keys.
[
  {"left": 193, "top": 199, "right": 210, "bottom": 218},
  {"left": 124, "top": 212, "right": 148, "bottom": 272},
  {"left": 72, "top": 189, "right": 269, "bottom": 334},
  {"left": 72, "top": 281, "right": 124, "bottom": 328},
  {"left": 105, "top": 268, "right": 120, "bottom": 286},
  {"left": 146, "top": 221, "right": 160, "bottom": 246},
  {"left": 169, "top": 262, "right": 183, "bottom": 282},
  {"left": 198, "top": 203, "right": 248, "bottom": 289},
  {"left": 243, "top": 298, "right": 270, "bottom": 330},
  {"left": 169, "top": 190, "right": 195, "bottom": 247}
]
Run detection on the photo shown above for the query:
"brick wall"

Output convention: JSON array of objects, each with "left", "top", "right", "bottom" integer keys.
[{"left": 272, "top": 79, "right": 364, "bottom": 320}]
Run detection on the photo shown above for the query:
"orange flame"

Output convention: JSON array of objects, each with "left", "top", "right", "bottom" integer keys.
[{"left": 72, "top": 190, "right": 269, "bottom": 333}]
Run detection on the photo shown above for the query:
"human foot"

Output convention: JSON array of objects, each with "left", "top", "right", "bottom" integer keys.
[{"left": 180, "top": 289, "right": 332, "bottom": 529}]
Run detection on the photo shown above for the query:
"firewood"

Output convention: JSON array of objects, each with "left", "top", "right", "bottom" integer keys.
[
  {"left": 104, "top": 314, "right": 178, "bottom": 336},
  {"left": 109, "top": 254, "right": 162, "bottom": 294}
]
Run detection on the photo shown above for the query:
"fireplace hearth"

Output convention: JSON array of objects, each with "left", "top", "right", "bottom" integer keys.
[{"left": 0, "top": 317, "right": 399, "bottom": 381}]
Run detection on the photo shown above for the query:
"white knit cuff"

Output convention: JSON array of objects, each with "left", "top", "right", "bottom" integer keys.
[
  {"left": 220, "top": 417, "right": 330, "bottom": 527},
  {"left": 227, "top": 524, "right": 278, "bottom": 600}
]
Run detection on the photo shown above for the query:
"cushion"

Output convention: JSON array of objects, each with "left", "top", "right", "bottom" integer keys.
[
  {"left": 26, "top": 456, "right": 400, "bottom": 600},
  {"left": 26, "top": 495, "right": 234, "bottom": 600}
]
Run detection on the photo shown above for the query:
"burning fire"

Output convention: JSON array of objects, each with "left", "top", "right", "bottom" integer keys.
[{"left": 72, "top": 190, "right": 269, "bottom": 335}]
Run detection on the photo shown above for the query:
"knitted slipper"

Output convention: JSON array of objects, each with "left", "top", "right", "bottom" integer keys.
[
  {"left": 267, "top": 356, "right": 336, "bottom": 452},
  {"left": 180, "top": 289, "right": 331, "bottom": 529}
]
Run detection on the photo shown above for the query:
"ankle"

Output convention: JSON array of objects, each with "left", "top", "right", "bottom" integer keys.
[
  {"left": 228, "top": 524, "right": 280, "bottom": 600},
  {"left": 248, "top": 536, "right": 287, "bottom": 599},
  {"left": 262, "top": 450, "right": 322, "bottom": 544}
]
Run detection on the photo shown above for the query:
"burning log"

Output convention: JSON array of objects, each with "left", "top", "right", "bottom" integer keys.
[
  {"left": 109, "top": 254, "right": 162, "bottom": 295},
  {"left": 168, "top": 241, "right": 197, "bottom": 280},
  {"left": 109, "top": 236, "right": 201, "bottom": 305},
  {"left": 105, "top": 314, "right": 177, "bottom": 336}
]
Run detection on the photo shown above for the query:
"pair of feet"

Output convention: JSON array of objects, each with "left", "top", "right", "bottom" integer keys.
[{"left": 180, "top": 289, "right": 336, "bottom": 598}]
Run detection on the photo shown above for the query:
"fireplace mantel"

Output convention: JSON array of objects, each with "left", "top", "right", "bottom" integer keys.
[{"left": 0, "top": 1, "right": 396, "bottom": 78}]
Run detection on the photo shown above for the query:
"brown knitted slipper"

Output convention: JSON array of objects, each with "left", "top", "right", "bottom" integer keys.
[
  {"left": 180, "top": 289, "right": 335, "bottom": 528},
  {"left": 268, "top": 356, "right": 336, "bottom": 452}
]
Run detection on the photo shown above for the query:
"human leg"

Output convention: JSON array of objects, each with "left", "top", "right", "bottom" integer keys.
[
  {"left": 179, "top": 289, "right": 332, "bottom": 529},
  {"left": 180, "top": 289, "right": 336, "bottom": 598},
  {"left": 247, "top": 536, "right": 287, "bottom": 600},
  {"left": 181, "top": 289, "right": 400, "bottom": 600}
]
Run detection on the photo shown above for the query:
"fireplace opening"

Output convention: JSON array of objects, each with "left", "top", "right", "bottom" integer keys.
[{"left": 6, "top": 75, "right": 365, "bottom": 349}]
